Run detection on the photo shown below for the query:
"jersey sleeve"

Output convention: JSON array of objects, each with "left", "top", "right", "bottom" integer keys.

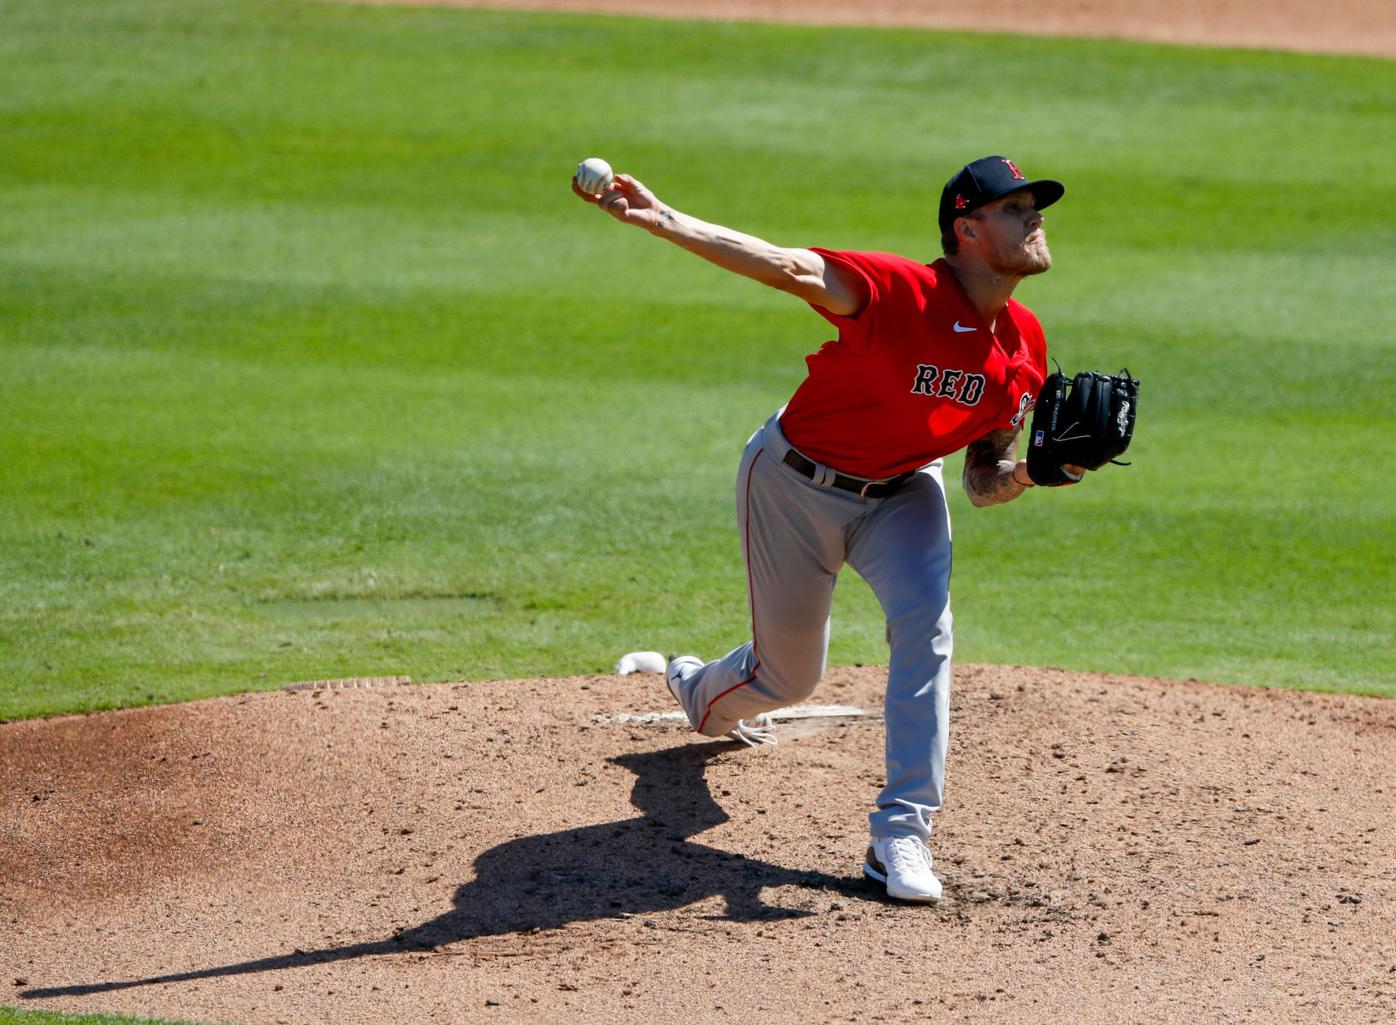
[{"left": 805, "top": 249, "right": 924, "bottom": 343}]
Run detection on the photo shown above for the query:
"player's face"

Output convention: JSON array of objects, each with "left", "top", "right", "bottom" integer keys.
[{"left": 971, "top": 190, "right": 1052, "bottom": 276}]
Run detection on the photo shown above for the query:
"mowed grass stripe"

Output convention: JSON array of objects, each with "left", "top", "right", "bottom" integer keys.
[{"left": 1, "top": 1, "right": 1392, "bottom": 719}]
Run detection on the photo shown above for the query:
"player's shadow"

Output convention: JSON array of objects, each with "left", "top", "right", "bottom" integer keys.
[{"left": 23, "top": 741, "right": 863, "bottom": 1000}]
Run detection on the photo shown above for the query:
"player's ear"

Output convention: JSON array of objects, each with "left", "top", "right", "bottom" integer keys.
[{"left": 955, "top": 215, "right": 978, "bottom": 247}]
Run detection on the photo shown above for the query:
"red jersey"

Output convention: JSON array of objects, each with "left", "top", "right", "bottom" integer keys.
[{"left": 778, "top": 249, "right": 1048, "bottom": 480}]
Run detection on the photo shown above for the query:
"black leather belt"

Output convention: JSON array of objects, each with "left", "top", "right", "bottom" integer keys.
[{"left": 782, "top": 449, "right": 916, "bottom": 499}]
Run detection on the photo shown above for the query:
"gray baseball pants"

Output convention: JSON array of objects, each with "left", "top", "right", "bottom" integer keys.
[{"left": 669, "top": 410, "right": 953, "bottom": 842}]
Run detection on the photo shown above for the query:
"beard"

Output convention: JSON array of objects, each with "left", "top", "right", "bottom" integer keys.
[{"left": 991, "top": 231, "right": 1052, "bottom": 277}]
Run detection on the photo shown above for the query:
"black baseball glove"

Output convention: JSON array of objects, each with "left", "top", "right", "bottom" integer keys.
[{"left": 1025, "top": 368, "right": 1139, "bottom": 487}]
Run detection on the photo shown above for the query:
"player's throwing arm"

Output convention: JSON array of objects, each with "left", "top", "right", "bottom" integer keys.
[{"left": 571, "top": 158, "right": 867, "bottom": 318}]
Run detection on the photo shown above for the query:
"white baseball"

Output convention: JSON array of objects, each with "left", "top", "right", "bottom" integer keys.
[{"left": 575, "top": 157, "right": 614, "bottom": 196}]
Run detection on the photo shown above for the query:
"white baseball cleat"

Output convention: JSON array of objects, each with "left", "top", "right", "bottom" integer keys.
[
  {"left": 666, "top": 656, "right": 777, "bottom": 747},
  {"left": 615, "top": 650, "right": 668, "bottom": 675},
  {"left": 863, "top": 835, "right": 943, "bottom": 902}
]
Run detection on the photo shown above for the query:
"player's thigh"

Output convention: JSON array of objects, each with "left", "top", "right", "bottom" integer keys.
[
  {"left": 845, "top": 468, "right": 952, "bottom": 624},
  {"left": 737, "top": 443, "right": 852, "bottom": 635}
]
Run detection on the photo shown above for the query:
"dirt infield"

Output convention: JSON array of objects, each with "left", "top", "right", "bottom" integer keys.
[
  {"left": 386, "top": 0, "right": 1396, "bottom": 58},
  {"left": 4, "top": 666, "right": 1394, "bottom": 1024}
]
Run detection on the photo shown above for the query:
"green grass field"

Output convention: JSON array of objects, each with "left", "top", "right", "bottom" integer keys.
[
  {"left": 1, "top": 0, "right": 1393, "bottom": 731},
  {"left": 0, "top": 1013, "right": 207, "bottom": 1025}
]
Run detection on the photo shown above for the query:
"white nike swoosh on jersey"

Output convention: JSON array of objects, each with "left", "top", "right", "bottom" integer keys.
[{"left": 952, "top": 321, "right": 977, "bottom": 333}]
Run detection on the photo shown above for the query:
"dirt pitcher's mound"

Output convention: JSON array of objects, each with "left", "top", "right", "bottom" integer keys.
[{"left": 2, "top": 664, "right": 1393, "bottom": 1024}]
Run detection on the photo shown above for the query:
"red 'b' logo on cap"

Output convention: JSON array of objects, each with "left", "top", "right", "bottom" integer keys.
[
  {"left": 1002, "top": 159, "right": 1026, "bottom": 181},
  {"left": 955, "top": 194, "right": 969, "bottom": 209}
]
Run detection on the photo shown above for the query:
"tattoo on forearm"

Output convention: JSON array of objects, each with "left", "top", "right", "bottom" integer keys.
[
  {"left": 964, "top": 458, "right": 1022, "bottom": 506},
  {"left": 963, "top": 429, "right": 1025, "bottom": 507}
]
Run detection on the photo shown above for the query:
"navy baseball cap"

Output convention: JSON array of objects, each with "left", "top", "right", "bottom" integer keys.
[{"left": 938, "top": 155, "right": 1064, "bottom": 234}]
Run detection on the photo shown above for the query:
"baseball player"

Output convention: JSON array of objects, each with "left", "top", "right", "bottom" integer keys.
[{"left": 577, "top": 155, "right": 1080, "bottom": 903}]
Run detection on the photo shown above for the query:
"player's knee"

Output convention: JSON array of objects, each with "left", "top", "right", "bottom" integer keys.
[
  {"left": 886, "top": 605, "right": 953, "bottom": 652},
  {"left": 770, "top": 663, "right": 822, "bottom": 703}
]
